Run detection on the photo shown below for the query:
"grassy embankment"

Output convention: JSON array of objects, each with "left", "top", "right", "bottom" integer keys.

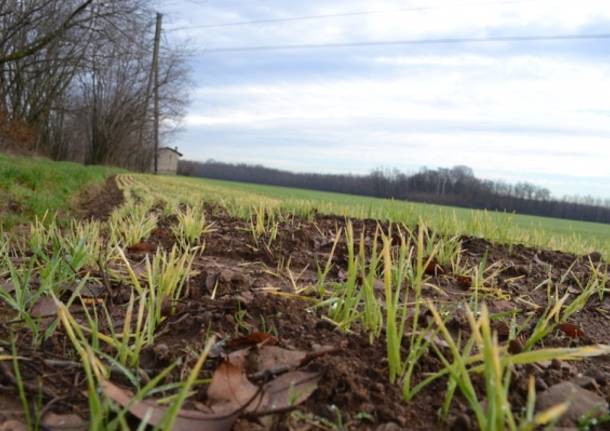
[{"left": 0, "top": 153, "right": 122, "bottom": 229}]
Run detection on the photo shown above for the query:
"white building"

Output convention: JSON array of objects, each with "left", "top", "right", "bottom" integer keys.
[{"left": 156, "top": 147, "right": 182, "bottom": 174}]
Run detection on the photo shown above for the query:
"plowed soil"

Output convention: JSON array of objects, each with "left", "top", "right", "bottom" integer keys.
[
  {"left": 75, "top": 174, "right": 124, "bottom": 221},
  {"left": 1, "top": 178, "right": 609, "bottom": 430}
]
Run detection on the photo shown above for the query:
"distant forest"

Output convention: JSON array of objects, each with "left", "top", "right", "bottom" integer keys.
[{"left": 179, "top": 160, "right": 610, "bottom": 224}]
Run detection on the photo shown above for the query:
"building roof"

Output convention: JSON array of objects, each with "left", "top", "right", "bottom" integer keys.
[{"left": 158, "top": 146, "right": 183, "bottom": 157}]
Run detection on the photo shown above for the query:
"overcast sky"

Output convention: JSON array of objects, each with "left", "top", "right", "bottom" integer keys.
[{"left": 159, "top": 0, "right": 610, "bottom": 199}]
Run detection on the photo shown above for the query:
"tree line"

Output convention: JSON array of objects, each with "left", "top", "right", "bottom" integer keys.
[
  {"left": 179, "top": 160, "right": 610, "bottom": 224},
  {"left": 0, "top": 0, "right": 189, "bottom": 170}
]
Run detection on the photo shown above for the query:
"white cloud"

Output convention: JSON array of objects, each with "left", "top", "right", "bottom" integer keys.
[
  {"left": 185, "top": 55, "right": 610, "bottom": 131},
  {"left": 168, "top": 0, "right": 610, "bottom": 48},
  {"left": 163, "top": 0, "right": 610, "bottom": 198}
]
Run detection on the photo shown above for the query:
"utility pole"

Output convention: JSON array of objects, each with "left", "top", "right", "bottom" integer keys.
[{"left": 152, "top": 12, "right": 162, "bottom": 174}]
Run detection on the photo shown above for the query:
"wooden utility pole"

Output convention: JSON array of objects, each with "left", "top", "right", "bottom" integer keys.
[{"left": 152, "top": 12, "right": 162, "bottom": 174}]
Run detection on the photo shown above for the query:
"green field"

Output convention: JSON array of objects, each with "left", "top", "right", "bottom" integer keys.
[
  {"left": 1, "top": 164, "right": 608, "bottom": 430},
  {"left": 150, "top": 175, "right": 610, "bottom": 260},
  {"left": 0, "top": 152, "right": 607, "bottom": 259},
  {"left": 0, "top": 153, "right": 122, "bottom": 228}
]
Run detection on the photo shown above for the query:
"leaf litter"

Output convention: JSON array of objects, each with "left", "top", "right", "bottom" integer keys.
[{"left": 102, "top": 343, "right": 325, "bottom": 430}]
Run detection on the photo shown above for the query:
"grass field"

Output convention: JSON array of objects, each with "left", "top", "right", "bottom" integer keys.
[
  {"left": 152, "top": 175, "right": 610, "bottom": 260},
  {"left": 0, "top": 154, "right": 122, "bottom": 228},
  {"left": 1, "top": 157, "right": 609, "bottom": 430},
  {"left": 1, "top": 164, "right": 609, "bottom": 430}
]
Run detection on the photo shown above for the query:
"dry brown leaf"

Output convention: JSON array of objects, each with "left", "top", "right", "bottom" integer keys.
[
  {"left": 258, "top": 371, "right": 320, "bottom": 413},
  {"left": 103, "top": 346, "right": 320, "bottom": 430},
  {"left": 508, "top": 337, "right": 524, "bottom": 354},
  {"left": 31, "top": 297, "right": 58, "bottom": 318},
  {"left": 209, "top": 348, "right": 320, "bottom": 413},
  {"left": 0, "top": 420, "right": 27, "bottom": 431},
  {"left": 454, "top": 275, "right": 472, "bottom": 289},
  {"left": 64, "top": 281, "right": 105, "bottom": 298},
  {"left": 207, "top": 349, "right": 262, "bottom": 412},
  {"left": 489, "top": 300, "right": 515, "bottom": 313},
  {"left": 0, "top": 279, "right": 15, "bottom": 294},
  {"left": 225, "top": 333, "right": 277, "bottom": 351},
  {"left": 127, "top": 241, "right": 157, "bottom": 254},
  {"left": 424, "top": 258, "right": 445, "bottom": 276},
  {"left": 558, "top": 322, "right": 586, "bottom": 338},
  {"left": 253, "top": 346, "right": 307, "bottom": 372},
  {"left": 101, "top": 380, "right": 237, "bottom": 431}
]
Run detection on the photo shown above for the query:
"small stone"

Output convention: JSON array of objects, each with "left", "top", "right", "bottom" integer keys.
[
  {"left": 537, "top": 381, "right": 608, "bottom": 426},
  {"left": 42, "top": 412, "right": 86, "bottom": 430}
]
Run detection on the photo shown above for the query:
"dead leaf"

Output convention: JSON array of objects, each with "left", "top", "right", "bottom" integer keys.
[
  {"left": 508, "top": 337, "right": 524, "bottom": 354},
  {"left": 103, "top": 346, "right": 321, "bottom": 430},
  {"left": 337, "top": 269, "right": 348, "bottom": 282},
  {"left": 558, "top": 322, "right": 586, "bottom": 338},
  {"left": 101, "top": 380, "right": 237, "bottom": 431},
  {"left": 131, "top": 262, "right": 148, "bottom": 281},
  {"left": 421, "top": 333, "right": 449, "bottom": 349},
  {"left": 0, "top": 279, "right": 15, "bottom": 294},
  {"left": 226, "top": 333, "right": 277, "bottom": 351},
  {"left": 424, "top": 258, "right": 445, "bottom": 276},
  {"left": 127, "top": 241, "right": 157, "bottom": 254},
  {"left": 31, "top": 297, "right": 58, "bottom": 318},
  {"left": 64, "top": 281, "right": 105, "bottom": 298},
  {"left": 0, "top": 392, "right": 26, "bottom": 431},
  {"left": 41, "top": 412, "right": 87, "bottom": 431},
  {"left": 208, "top": 349, "right": 320, "bottom": 415},
  {"left": 207, "top": 350, "right": 261, "bottom": 412},
  {"left": 256, "top": 371, "right": 320, "bottom": 414},
  {"left": 489, "top": 300, "right": 515, "bottom": 314},
  {"left": 454, "top": 275, "right": 472, "bottom": 289},
  {"left": 492, "top": 321, "right": 510, "bottom": 340},
  {"left": 253, "top": 346, "right": 307, "bottom": 372},
  {"left": 373, "top": 279, "right": 385, "bottom": 293},
  {"left": 0, "top": 420, "right": 27, "bottom": 431}
]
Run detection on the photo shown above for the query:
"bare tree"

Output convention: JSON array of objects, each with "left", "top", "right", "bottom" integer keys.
[{"left": 0, "top": 0, "right": 190, "bottom": 169}]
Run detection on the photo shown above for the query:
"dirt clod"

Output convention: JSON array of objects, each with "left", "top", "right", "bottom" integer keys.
[{"left": 537, "top": 382, "right": 608, "bottom": 426}]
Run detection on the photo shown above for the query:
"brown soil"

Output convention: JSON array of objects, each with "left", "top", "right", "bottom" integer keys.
[
  {"left": 1, "top": 179, "right": 609, "bottom": 430},
  {"left": 75, "top": 174, "right": 124, "bottom": 221}
]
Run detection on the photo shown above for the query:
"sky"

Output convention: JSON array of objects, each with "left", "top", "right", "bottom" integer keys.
[{"left": 158, "top": 0, "right": 610, "bottom": 200}]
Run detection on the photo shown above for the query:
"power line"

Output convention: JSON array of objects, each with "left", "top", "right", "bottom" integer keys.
[
  {"left": 166, "top": 0, "right": 539, "bottom": 32},
  {"left": 199, "top": 33, "right": 610, "bottom": 53}
]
